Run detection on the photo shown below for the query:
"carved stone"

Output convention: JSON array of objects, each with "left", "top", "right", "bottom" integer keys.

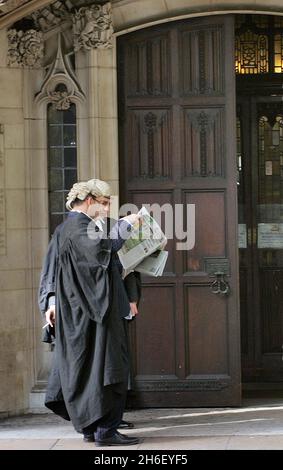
[
  {"left": 7, "top": 28, "right": 44, "bottom": 67},
  {"left": 30, "top": 2, "right": 70, "bottom": 32},
  {"left": 0, "top": 124, "right": 6, "bottom": 256},
  {"left": 48, "top": 90, "right": 72, "bottom": 111},
  {"left": 35, "top": 34, "right": 85, "bottom": 109},
  {"left": 72, "top": 2, "right": 113, "bottom": 51}
]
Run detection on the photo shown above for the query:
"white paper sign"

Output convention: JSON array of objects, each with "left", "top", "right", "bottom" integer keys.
[
  {"left": 257, "top": 223, "right": 283, "bottom": 248},
  {"left": 265, "top": 161, "right": 273, "bottom": 176},
  {"left": 238, "top": 224, "right": 247, "bottom": 248}
]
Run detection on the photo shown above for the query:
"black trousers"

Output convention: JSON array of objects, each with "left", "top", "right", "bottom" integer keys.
[{"left": 82, "top": 386, "right": 127, "bottom": 440}]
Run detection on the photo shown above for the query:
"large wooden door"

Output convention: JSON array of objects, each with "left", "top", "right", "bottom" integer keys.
[
  {"left": 238, "top": 87, "right": 283, "bottom": 387},
  {"left": 118, "top": 15, "right": 241, "bottom": 406}
]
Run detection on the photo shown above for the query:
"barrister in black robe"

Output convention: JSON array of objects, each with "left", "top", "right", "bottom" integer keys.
[
  {"left": 38, "top": 221, "right": 142, "bottom": 434},
  {"left": 52, "top": 211, "right": 134, "bottom": 436},
  {"left": 38, "top": 180, "right": 141, "bottom": 443},
  {"left": 44, "top": 208, "right": 141, "bottom": 447}
]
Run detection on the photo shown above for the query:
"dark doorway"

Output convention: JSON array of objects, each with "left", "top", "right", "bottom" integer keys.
[
  {"left": 236, "top": 15, "right": 283, "bottom": 390},
  {"left": 118, "top": 15, "right": 241, "bottom": 407}
]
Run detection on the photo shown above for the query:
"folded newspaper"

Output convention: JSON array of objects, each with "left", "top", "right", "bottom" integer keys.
[{"left": 118, "top": 207, "right": 168, "bottom": 277}]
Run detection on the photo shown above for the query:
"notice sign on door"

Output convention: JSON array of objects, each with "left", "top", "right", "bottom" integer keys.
[
  {"left": 238, "top": 224, "right": 247, "bottom": 248},
  {"left": 265, "top": 161, "right": 273, "bottom": 176},
  {"left": 257, "top": 223, "right": 283, "bottom": 248}
]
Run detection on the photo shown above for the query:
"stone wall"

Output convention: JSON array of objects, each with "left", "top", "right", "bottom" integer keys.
[
  {"left": 0, "top": 27, "right": 33, "bottom": 416},
  {"left": 0, "top": 5, "right": 121, "bottom": 415}
]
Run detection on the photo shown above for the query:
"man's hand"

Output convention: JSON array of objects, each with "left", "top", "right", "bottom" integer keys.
[
  {"left": 45, "top": 305, "right": 56, "bottom": 327},
  {"left": 122, "top": 213, "right": 140, "bottom": 226},
  {"left": 130, "top": 302, "right": 138, "bottom": 316}
]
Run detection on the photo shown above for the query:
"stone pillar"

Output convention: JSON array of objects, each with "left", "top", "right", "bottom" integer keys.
[
  {"left": 0, "top": 26, "right": 33, "bottom": 415},
  {"left": 73, "top": 2, "right": 119, "bottom": 217},
  {"left": 87, "top": 45, "right": 119, "bottom": 197}
]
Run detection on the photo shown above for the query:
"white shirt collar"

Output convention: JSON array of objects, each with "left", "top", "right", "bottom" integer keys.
[{"left": 72, "top": 210, "right": 105, "bottom": 231}]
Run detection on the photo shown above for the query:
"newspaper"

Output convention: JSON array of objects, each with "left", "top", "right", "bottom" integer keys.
[
  {"left": 134, "top": 249, "right": 168, "bottom": 277},
  {"left": 118, "top": 207, "right": 168, "bottom": 277}
]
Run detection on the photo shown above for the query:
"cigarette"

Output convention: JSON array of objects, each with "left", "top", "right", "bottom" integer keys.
[{"left": 42, "top": 323, "right": 49, "bottom": 329}]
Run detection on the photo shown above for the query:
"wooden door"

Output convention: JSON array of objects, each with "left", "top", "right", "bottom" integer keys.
[
  {"left": 238, "top": 90, "right": 283, "bottom": 387},
  {"left": 118, "top": 15, "right": 241, "bottom": 406}
]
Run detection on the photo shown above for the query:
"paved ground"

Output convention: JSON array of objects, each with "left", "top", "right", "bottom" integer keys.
[{"left": 1, "top": 398, "right": 283, "bottom": 450}]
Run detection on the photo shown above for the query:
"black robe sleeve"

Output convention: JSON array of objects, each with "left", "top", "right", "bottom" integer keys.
[
  {"left": 123, "top": 272, "right": 142, "bottom": 305},
  {"left": 38, "top": 225, "right": 61, "bottom": 317},
  {"left": 38, "top": 224, "right": 63, "bottom": 343}
]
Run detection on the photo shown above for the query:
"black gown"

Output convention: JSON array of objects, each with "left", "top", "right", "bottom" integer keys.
[
  {"left": 38, "top": 222, "right": 62, "bottom": 343},
  {"left": 43, "top": 212, "right": 132, "bottom": 432}
]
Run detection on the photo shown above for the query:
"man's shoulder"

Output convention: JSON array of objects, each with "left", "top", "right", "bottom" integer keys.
[{"left": 60, "top": 212, "right": 94, "bottom": 243}]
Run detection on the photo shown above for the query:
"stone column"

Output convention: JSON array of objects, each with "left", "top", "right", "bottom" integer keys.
[
  {"left": 87, "top": 45, "right": 119, "bottom": 193},
  {"left": 73, "top": 2, "right": 119, "bottom": 217},
  {"left": 0, "top": 26, "right": 33, "bottom": 415}
]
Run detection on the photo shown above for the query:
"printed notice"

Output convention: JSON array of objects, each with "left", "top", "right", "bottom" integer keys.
[
  {"left": 238, "top": 224, "right": 247, "bottom": 248},
  {"left": 265, "top": 161, "right": 273, "bottom": 176},
  {"left": 257, "top": 223, "right": 283, "bottom": 248}
]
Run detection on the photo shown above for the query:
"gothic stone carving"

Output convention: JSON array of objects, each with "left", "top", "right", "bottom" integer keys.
[
  {"left": 48, "top": 89, "right": 72, "bottom": 111},
  {"left": 72, "top": 2, "right": 113, "bottom": 51},
  {"left": 35, "top": 34, "right": 85, "bottom": 110},
  {"left": 7, "top": 28, "right": 44, "bottom": 67}
]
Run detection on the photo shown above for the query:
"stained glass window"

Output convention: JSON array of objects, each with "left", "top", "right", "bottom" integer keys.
[
  {"left": 47, "top": 100, "right": 77, "bottom": 235},
  {"left": 235, "top": 15, "right": 283, "bottom": 74}
]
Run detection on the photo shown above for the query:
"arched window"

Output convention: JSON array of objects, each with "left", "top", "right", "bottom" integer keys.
[{"left": 47, "top": 99, "right": 77, "bottom": 235}]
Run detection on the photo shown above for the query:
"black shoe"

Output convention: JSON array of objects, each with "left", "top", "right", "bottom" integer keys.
[
  {"left": 83, "top": 433, "right": 95, "bottom": 442},
  {"left": 95, "top": 431, "right": 139, "bottom": 447},
  {"left": 118, "top": 419, "right": 135, "bottom": 429}
]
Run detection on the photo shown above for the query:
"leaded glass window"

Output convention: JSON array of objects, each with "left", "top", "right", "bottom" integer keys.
[
  {"left": 258, "top": 110, "right": 283, "bottom": 212},
  {"left": 236, "top": 114, "right": 245, "bottom": 228},
  {"left": 236, "top": 15, "right": 283, "bottom": 74},
  {"left": 236, "top": 116, "right": 243, "bottom": 190},
  {"left": 47, "top": 101, "right": 77, "bottom": 235}
]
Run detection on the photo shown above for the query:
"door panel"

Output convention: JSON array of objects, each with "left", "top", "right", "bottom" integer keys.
[
  {"left": 118, "top": 15, "right": 241, "bottom": 406},
  {"left": 185, "top": 191, "right": 226, "bottom": 272},
  {"left": 182, "top": 107, "right": 225, "bottom": 178},
  {"left": 135, "top": 285, "right": 176, "bottom": 377},
  {"left": 185, "top": 286, "right": 228, "bottom": 375},
  {"left": 179, "top": 26, "right": 224, "bottom": 95},
  {"left": 127, "top": 108, "right": 172, "bottom": 180}
]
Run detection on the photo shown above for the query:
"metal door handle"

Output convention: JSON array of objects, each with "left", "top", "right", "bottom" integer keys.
[{"left": 210, "top": 271, "right": 230, "bottom": 296}]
